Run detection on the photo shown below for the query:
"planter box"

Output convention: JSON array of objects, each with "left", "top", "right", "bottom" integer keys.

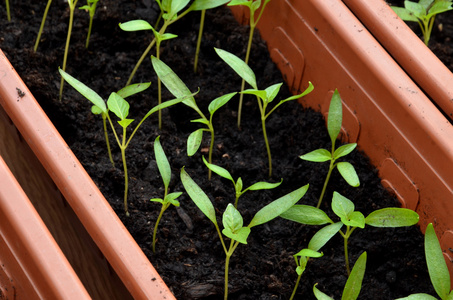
[
  {"left": 230, "top": 0, "right": 453, "bottom": 273},
  {"left": 0, "top": 50, "right": 175, "bottom": 299},
  {"left": 1, "top": 0, "right": 453, "bottom": 296}
]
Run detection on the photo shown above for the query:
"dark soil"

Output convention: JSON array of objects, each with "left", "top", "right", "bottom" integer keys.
[{"left": 0, "top": 1, "right": 444, "bottom": 299}]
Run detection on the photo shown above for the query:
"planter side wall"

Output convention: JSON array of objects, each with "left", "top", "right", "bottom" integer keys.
[
  {"left": 231, "top": 0, "right": 453, "bottom": 270},
  {"left": 0, "top": 50, "right": 175, "bottom": 300}
]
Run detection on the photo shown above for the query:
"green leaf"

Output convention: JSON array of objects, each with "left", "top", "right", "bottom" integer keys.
[
  {"left": 332, "top": 192, "right": 355, "bottom": 221},
  {"left": 168, "top": 0, "right": 190, "bottom": 15},
  {"left": 160, "top": 33, "right": 178, "bottom": 41},
  {"left": 294, "top": 248, "right": 323, "bottom": 259},
  {"left": 280, "top": 205, "right": 333, "bottom": 225},
  {"left": 215, "top": 48, "right": 258, "bottom": 89},
  {"left": 342, "top": 252, "right": 367, "bottom": 300},
  {"left": 391, "top": 6, "right": 420, "bottom": 22},
  {"left": 58, "top": 68, "right": 107, "bottom": 113},
  {"left": 107, "top": 92, "right": 129, "bottom": 120},
  {"left": 143, "top": 97, "right": 186, "bottom": 120},
  {"left": 187, "top": 129, "right": 204, "bottom": 156},
  {"left": 405, "top": 1, "right": 426, "bottom": 19},
  {"left": 295, "top": 265, "right": 306, "bottom": 276},
  {"left": 395, "top": 294, "right": 439, "bottom": 300},
  {"left": 425, "top": 223, "right": 451, "bottom": 299},
  {"left": 241, "top": 89, "right": 267, "bottom": 100},
  {"left": 300, "top": 149, "right": 332, "bottom": 162},
  {"left": 333, "top": 143, "right": 357, "bottom": 159},
  {"left": 91, "top": 105, "right": 103, "bottom": 115},
  {"left": 189, "top": 0, "right": 231, "bottom": 11},
  {"left": 236, "top": 178, "right": 243, "bottom": 192},
  {"left": 427, "top": 1, "right": 453, "bottom": 19},
  {"left": 154, "top": 136, "right": 171, "bottom": 190},
  {"left": 344, "top": 211, "right": 365, "bottom": 229},
  {"left": 164, "top": 192, "right": 182, "bottom": 206},
  {"left": 202, "top": 156, "right": 234, "bottom": 181},
  {"left": 365, "top": 208, "right": 419, "bottom": 227},
  {"left": 246, "top": 179, "right": 282, "bottom": 191},
  {"left": 119, "top": 20, "right": 153, "bottom": 31},
  {"left": 181, "top": 168, "right": 217, "bottom": 225},
  {"left": 222, "top": 227, "right": 251, "bottom": 244},
  {"left": 191, "top": 118, "right": 210, "bottom": 125},
  {"left": 208, "top": 92, "right": 237, "bottom": 116},
  {"left": 222, "top": 204, "right": 244, "bottom": 233},
  {"left": 279, "top": 81, "right": 314, "bottom": 103},
  {"left": 336, "top": 162, "right": 360, "bottom": 187},
  {"left": 118, "top": 118, "right": 134, "bottom": 128},
  {"left": 249, "top": 184, "right": 309, "bottom": 228},
  {"left": 313, "top": 284, "right": 334, "bottom": 300},
  {"left": 228, "top": 0, "right": 252, "bottom": 7},
  {"left": 264, "top": 83, "right": 283, "bottom": 103},
  {"left": 308, "top": 222, "right": 343, "bottom": 252},
  {"left": 117, "top": 82, "right": 151, "bottom": 99},
  {"left": 327, "top": 89, "right": 342, "bottom": 146},
  {"left": 150, "top": 198, "right": 164, "bottom": 204}
]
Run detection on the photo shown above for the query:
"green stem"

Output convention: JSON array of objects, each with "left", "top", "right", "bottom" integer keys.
[
  {"left": 85, "top": 13, "right": 94, "bottom": 48},
  {"left": 152, "top": 204, "right": 168, "bottom": 252},
  {"left": 194, "top": 10, "right": 206, "bottom": 73},
  {"left": 289, "top": 273, "right": 302, "bottom": 300},
  {"left": 344, "top": 231, "right": 350, "bottom": 275},
  {"left": 103, "top": 115, "right": 115, "bottom": 167},
  {"left": 156, "top": 40, "right": 162, "bottom": 129},
  {"left": 121, "top": 137, "right": 129, "bottom": 216},
  {"left": 208, "top": 128, "right": 214, "bottom": 180},
  {"left": 316, "top": 143, "right": 336, "bottom": 208},
  {"left": 5, "top": 0, "right": 11, "bottom": 21},
  {"left": 34, "top": 0, "right": 53, "bottom": 52},
  {"left": 237, "top": 24, "right": 255, "bottom": 129},
  {"left": 224, "top": 252, "right": 231, "bottom": 300},
  {"left": 59, "top": 1, "right": 78, "bottom": 100},
  {"left": 261, "top": 117, "right": 272, "bottom": 178},
  {"left": 154, "top": 11, "right": 163, "bottom": 29}
]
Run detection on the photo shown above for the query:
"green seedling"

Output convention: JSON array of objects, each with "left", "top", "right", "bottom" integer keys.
[
  {"left": 289, "top": 222, "right": 343, "bottom": 300},
  {"left": 202, "top": 156, "right": 282, "bottom": 207},
  {"left": 151, "top": 55, "right": 235, "bottom": 179},
  {"left": 281, "top": 191, "right": 419, "bottom": 275},
  {"left": 227, "top": 0, "right": 272, "bottom": 128},
  {"left": 59, "top": 68, "right": 189, "bottom": 216},
  {"left": 120, "top": 0, "right": 229, "bottom": 87},
  {"left": 79, "top": 0, "right": 100, "bottom": 48},
  {"left": 300, "top": 89, "right": 359, "bottom": 209},
  {"left": 396, "top": 223, "right": 453, "bottom": 300},
  {"left": 215, "top": 47, "right": 314, "bottom": 177},
  {"left": 193, "top": 9, "right": 206, "bottom": 73},
  {"left": 5, "top": 0, "right": 10, "bottom": 21},
  {"left": 391, "top": 0, "right": 453, "bottom": 45},
  {"left": 313, "top": 251, "right": 367, "bottom": 300},
  {"left": 181, "top": 167, "right": 309, "bottom": 300},
  {"left": 150, "top": 136, "right": 182, "bottom": 253},
  {"left": 34, "top": 0, "right": 53, "bottom": 52}
]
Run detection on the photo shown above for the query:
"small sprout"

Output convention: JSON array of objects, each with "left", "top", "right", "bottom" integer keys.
[
  {"left": 181, "top": 167, "right": 308, "bottom": 300},
  {"left": 79, "top": 0, "right": 100, "bottom": 48},
  {"left": 300, "top": 89, "right": 359, "bottom": 208},
  {"left": 281, "top": 191, "right": 419, "bottom": 275},
  {"left": 34, "top": 0, "right": 53, "bottom": 51},
  {"left": 215, "top": 47, "right": 314, "bottom": 177},
  {"left": 5, "top": 0, "right": 11, "bottom": 21},
  {"left": 150, "top": 136, "right": 182, "bottom": 253},
  {"left": 313, "top": 251, "right": 367, "bottom": 300},
  {"left": 202, "top": 156, "right": 282, "bottom": 207},
  {"left": 227, "top": 0, "right": 272, "bottom": 128},
  {"left": 396, "top": 223, "right": 453, "bottom": 300},
  {"left": 391, "top": 0, "right": 453, "bottom": 45}
]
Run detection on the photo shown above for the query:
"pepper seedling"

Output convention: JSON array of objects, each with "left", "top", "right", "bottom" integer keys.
[
  {"left": 215, "top": 47, "right": 314, "bottom": 177},
  {"left": 5, "top": 0, "right": 10, "bottom": 21},
  {"left": 34, "top": 0, "right": 53, "bottom": 52},
  {"left": 289, "top": 222, "right": 343, "bottom": 300},
  {"left": 150, "top": 136, "right": 182, "bottom": 253},
  {"left": 202, "top": 156, "right": 282, "bottom": 207},
  {"left": 79, "top": 0, "right": 100, "bottom": 48},
  {"left": 151, "top": 55, "right": 235, "bottom": 179},
  {"left": 227, "top": 0, "right": 272, "bottom": 128},
  {"left": 59, "top": 68, "right": 190, "bottom": 216},
  {"left": 313, "top": 251, "right": 367, "bottom": 300},
  {"left": 280, "top": 191, "right": 419, "bottom": 275},
  {"left": 391, "top": 0, "right": 453, "bottom": 45},
  {"left": 300, "top": 89, "right": 359, "bottom": 208},
  {"left": 181, "top": 167, "right": 309, "bottom": 300},
  {"left": 396, "top": 223, "right": 453, "bottom": 300}
]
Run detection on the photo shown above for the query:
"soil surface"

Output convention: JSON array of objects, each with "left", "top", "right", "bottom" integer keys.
[{"left": 0, "top": 1, "right": 444, "bottom": 299}]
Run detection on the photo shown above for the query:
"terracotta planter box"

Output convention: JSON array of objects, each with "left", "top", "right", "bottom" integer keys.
[{"left": 1, "top": 0, "right": 453, "bottom": 297}]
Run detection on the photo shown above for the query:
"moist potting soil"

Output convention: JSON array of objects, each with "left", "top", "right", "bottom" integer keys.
[{"left": 0, "top": 1, "right": 439, "bottom": 299}]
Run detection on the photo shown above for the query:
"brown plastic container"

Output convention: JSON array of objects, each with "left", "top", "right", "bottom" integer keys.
[
  {"left": 0, "top": 50, "right": 175, "bottom": 299},
  {"left": 230, "top": 0, "right": 453, "bottom": 273}
]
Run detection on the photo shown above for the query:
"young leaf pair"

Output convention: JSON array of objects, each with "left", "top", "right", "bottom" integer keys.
[
  {"left": 215, "top": 47, "right": 314, "bottom": 178},
  {"left": 300, "top": 89, "right": 359, "bottom": 208},
  {"left": 391, "top": 0, "right": 453, "bottom": 45},
  {"left": 181, "top": 167, "right": 309, "bottom": 300},
  {"left": 151, "top": 55, "right": 235, "bottom": 179},
  {"left": 59, "top": 60, "right": 191, "bottom": 216},
  {"left": 281, "top": 191, "right": 419, "bottom": 275}
]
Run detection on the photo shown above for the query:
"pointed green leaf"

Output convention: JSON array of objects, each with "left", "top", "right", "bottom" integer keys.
[
  {"left": 241, "top": 89, "right": 267, "bottom": 100},
  {"left": 222, "top": 204, "right": 243, "bottom": 233},
  {"left": 168, "top": 0, "right": 190, "bottom": 15},
  {"left": 344, "top": 211, "right": 365, "bottom": 228},
  {"left": 337, "top": 162, "right": 360, "bottom": 187},
  {"left": 300, "top": 149, "right": 332, "bottom": 162},
  {"left": 119, "top": 20, "right": 153, "bottom": 31},
  {"left": 236, "top": 178, "right": 243, "bottom": 193},
  {"left": 191, "top": 118, "right": 210, "bottom": 125},
  {"left": 333, "top": 143, "right": 357, "bottom": 159},
  {"left": 164, "top": 192, "right": 182, "bottom": 206},
  {"left": 59, "top": 68, "right": 107, "bottom": 113},
  {"left": 280, "top": 204, "right": 333, "bottom": 225},
  {"left": 208, "top": 92, "right": 237, "bottom": 115},
  {"left": 181, "top": 168, "right": 217, "bottom": 225},
  {"left": 327, "top": 89, "right": 343, "bottom": 145},
  {"left": 405, "top": 1, "right": 426, "bottom": 18},
  {"left": 202, "top": 156, "right": 234, "bottom": 181},
  {"left": 150, "top": 198, "right": 164, "bottom": 204},
  {"left": 117, "top": 82, "right": 151, "bottom": 99},
  {"left": 365, "top": 208, "right": 419, "bottom": 227},
  {"left": 118, "top": 118, "right": 134, "bottom": 128},
  {"left": 189, "top": 0, "right": 231, "bottom": 11},
  {"left": 342, "top": 252, "right": 367, "bottom": 300},
  {"left": 91, "top": 105, "right": 103, "bottom": 115},
  {"left": 249, "top": 184, "right": 309, "bottom": 228},
  {"left": 391, "top": 6, "right": 420, "bottom": 22},
  {"left": 222, "top": 227, "right": 250, "bottom": 244},
  {"left": 428, "top": 1, "right": 453, "bottom": 18},
  {"left": 313, "top": 284, "right": 334, "bottom": 300},
  {"left": 246, "top": 179, "right": 282, "bottom": 191},
  {"left": 215, "top": 48, "right": 258, "bottom": 89},
  {"left": 187, "top": 129, "right": 204, "bottom": 156},
  {"left": 332, "top": 192, "right": 355, "bottom": 221},
  {"left": 395, "top": 294, "right": 439, "bottom": 300},
  {"left": 308, "top": 222, "right": 343, "bottom": 252},
  {"left": 107, "top": 92, "right": 129, "bottom": 120},
  {"left": 295, "top": 248, "right": 323, "bottom": 259},
  {"left": 279, "top": 81, "right": 314, "bottom": 103},
  {"left": 160, "top": 33, "right": 178, "bottom": 41},
  {"left": 154, "top": 136, "right": 171, "bottom": 189},
  {"left": 265, "top": 83, "right": 283, "bottom": 103},
  {"left": 228, "top": 0, "right": 252, "bottom": 7}
]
